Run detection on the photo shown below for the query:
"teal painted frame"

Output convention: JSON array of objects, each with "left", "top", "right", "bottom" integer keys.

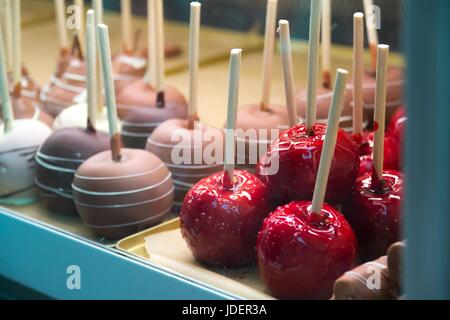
[
  {"left": 404, "top": 0, "right": 450, "bottom": 299},
  {"left": 0, "top": 208, "right": 240, "bottom": 300}
]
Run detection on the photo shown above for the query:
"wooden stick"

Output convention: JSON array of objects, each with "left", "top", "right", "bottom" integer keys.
[
  {"left": 55, "top": 0, "right": 68, "bottom": 51},
  {"left": 372, "top": 44, "right": 389, "bottom": 187},
  {"left": 353, "top": 12, "right": 364, "bottom": 135},
  {"left": 146, "top": 0, "right": 154, "bottom": 86},
  {"left": 0, "top": 23, "right": 14, "bottom": 133},
  {"left": 260, "top": 0, "right": 278, "bottom": 111},
  {"left": 11, "top": 0, "right": 21, "bottom": 88},
  {"left": 187, "top": 2, "right": 201, "bottom": 129},
  {"left": 321, "top": 0, "right": 331, "bottom": 89},
  {"left": 97, "top": 24, "right": 122, "bottom": 161},
  {"left": 223, "top": 48, "right": 242, "bottom": 190},
  {"left": 121, "top": 0, "right": 132, "bottom": 53},
  {"left": 279, "top": 20, "right": 298, "bottom": 128},
  {"left": 1, "top": 0, "right": 13, "bottom": 72},
  {"left": 93, "top": 4, "right": 104, "bottom": 114},
  {"left": 93, "top": 0, "right": 103, "bottom": 24},
  {"left": 306, "top": 0, "right": 322, "bottom": 132},
  {"left": 85, "top": 10, "right": 96, "bottom": 131},
  {"left": 75, "top": 0, "right": 84, "bottom": 50},
  {"left": 310, "top": 68, "right": 348, "bottom": 216},
  {"left": 154, "top": 0, "right": 165, "bottom": 107},
  {"left": 363, "top": 0, "right": 378, "bottom": 73}
]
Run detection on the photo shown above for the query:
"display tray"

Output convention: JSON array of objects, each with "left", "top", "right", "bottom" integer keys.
[
  {"left": 117, "top": 218, "right": 274, "bottom": 300},
  {"left": 1, "top": 202, "right": 178, "bottom": 247}
]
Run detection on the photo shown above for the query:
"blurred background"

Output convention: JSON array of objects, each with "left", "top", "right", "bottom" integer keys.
[{"left": 26, "top": 0, "right": 404, "bottom": 51}]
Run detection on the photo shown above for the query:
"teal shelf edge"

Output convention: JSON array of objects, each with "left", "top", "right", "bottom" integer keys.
[{"left": 0, "top": 208, "right": 240, "bottom": 300}]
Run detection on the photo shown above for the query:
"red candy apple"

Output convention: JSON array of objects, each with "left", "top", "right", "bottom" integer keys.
[
  {"left": 355, "top": 131, "right": 401, "bottom": 176},
  {"left": 343, "top": 170, "right": 404, "bottom": 261},
  {"left": 256, "top": 123, "right": 359, "bottom": 206},
  {"left": 180, "top": 170, "right": 272, "bottom": 267},
  {"left": 256, "top": 201, "right": 358, "bottom": 299},
  {"left": 345, "top": 44, "right": 404, "bottom": 261},
  {"left": 180, "top": 49, "right": 272, "bottom": 268},
  {"left": 387, "top": 105, "right": 406, "bottom": 143}
]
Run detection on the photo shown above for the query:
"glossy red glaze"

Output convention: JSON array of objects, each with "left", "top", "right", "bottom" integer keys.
[
  {"left": 256, "top": 201, "right": 358, "bottom": 299},
  {"left": 343, "top": 170, "right": 404, "bottom": 261},
  {"left": 256, "top": 123, "right": 359, "bottom": 206},
  {"left": 387, "top": 106, "right": 406, "bottom": 143},
  {"left": 356, "top": 132, "right": 401, "bottom": 176},
  {"left": 180, "top": 170, "right": 272, "bottom": 268}
]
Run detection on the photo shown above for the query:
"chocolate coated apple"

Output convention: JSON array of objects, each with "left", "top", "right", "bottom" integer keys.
[
  {"left": 147, "top": 119, "right": 223, "bottom": 211},
  {"left": 40, "top": 49, "right": 86, "bottom": 117},
  {"left": 256, "top": 123, "right": 359, "bottom": 206},
  {"left": 256, "top": 201, "right": 358, "bottom": 299},
  {"left": 180, "top": 170, "right": 272, "bottom": 268},
  {"left": 235, "top": 103, "right": 288, "bottom": 172},
  {"left": 343, "top": 170, "right": 404, "bottom": 261},
  {"left": 116, "top": 79, "right": 187, "bottom": 119},
  {"left": 73, "top": 148, "right": 174, "bottom": 239},
  {"left": 296, "top": 85, "right": 354, "bottom": 131},
  {"left": 36, "top": 127, "right": 110, "bottom": 214}
]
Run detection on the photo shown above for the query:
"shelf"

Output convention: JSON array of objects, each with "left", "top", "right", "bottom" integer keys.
[{"left": 0, "top": 206, "right": 241, "bottom": 299}]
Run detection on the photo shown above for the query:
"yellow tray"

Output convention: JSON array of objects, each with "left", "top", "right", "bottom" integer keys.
[{"left": 116, "top": 218, "right": 275, "bottom": 300}]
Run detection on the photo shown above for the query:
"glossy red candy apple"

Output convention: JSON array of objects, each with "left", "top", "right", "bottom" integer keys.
[
  {"left": 180, "top": 170, "right": 272, "bottom": 268},
  {"left": 343, "top": 170, "right": 404, "bottom": 261},
  {"left": 256, "top": 123, "right": 359, "bottom": 206},
  {"left": 355, "top": 131, "right": 401, "bottom": 176},
  {"left": 256, "top": 201, "right": 358, "bottom": 299},
  {"left": 387, "top": 105, "right": 406, "bottom": 143}
]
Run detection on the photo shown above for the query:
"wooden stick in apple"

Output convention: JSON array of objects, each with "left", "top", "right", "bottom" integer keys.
[
  {"left": 55, "top": 0, "right": 68, "bottom": 53},
  {"left": 154, "top": 0, "right": 165, "bottom": 108},
  {"left": 146, "top": 0, "right": 154, "bottom": 87},
  {"left": 260, "top": 0, "right": 278, "bottom": 111},
  {"left": 371, "top": 44, "right": 389, "bottom": 188},
  {"left": 310, "top": 68, "right": 349, "bottom": 216},
  {"left": 187, "top": 2, "right": 201, "bottom": 129},
  {"left": 279, "top": 20, "right": 298, "bottom": 128},
  {"left": 306, "top": 0, "right": 321, "bottom": 132},
  {"left": 85, "top": 9, "right": 97, "bottom": 131},
  {"left": 353, "top": 12, "right": 364, "bottom": 135},
  {"left": 93, "top": 0, "right": 104, "bottom": 114},
  {"left": 0, "top": 22, "right": 14, "bottom": 133},
  {"left": 121, "top": 0, "right": 132, "bottom": 53},
  {"left": 321, "top": 0, "right": 331, "bottom": 89},
  {"left": 1, "top": 0, "right": 13, "bottom": 72},
  {"left": 11, "top": 0, "right": 21, "bottom": 89},
  {"left": 93, "top": 0, "right": 103, "bottom": 24},
  {"left": 97, "top": 23, "right": 122, "bottom": 161},
  {"left": 363, "top": 0, "right": 379, "bottom": 74},
  {"left": 223, "top": 48, "right": 242, "bottom": 190},
  {"left": 75, "top": 0, "right": 84, "bottom": 50}
]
